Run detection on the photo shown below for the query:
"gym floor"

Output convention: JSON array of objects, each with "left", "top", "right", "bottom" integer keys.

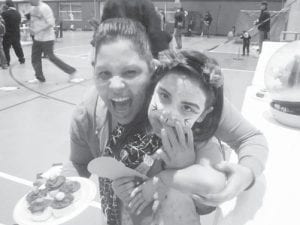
[{"left": 0, "top": 31, "right": 259, "bottom": 225}]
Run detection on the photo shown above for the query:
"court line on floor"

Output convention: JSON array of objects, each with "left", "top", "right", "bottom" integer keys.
[
  {"left": 0, "top": 63, "right": 93, "bottom": 112},
  {"left": 0, "top": 79, "right": 92, "bottom": 112},
  {"left": 0, "top": 171, "right": 102, "bottom": 209},
  {"left": 222, "top": 68, "right": 255, "bottom": 73},
  {"left": 9, "top": 65, "right": 77, "bottom": 106}
]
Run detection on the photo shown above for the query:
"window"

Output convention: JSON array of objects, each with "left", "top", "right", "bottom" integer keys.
[{"left": 59, "top": 3, "right": 82, "bottom": 21}]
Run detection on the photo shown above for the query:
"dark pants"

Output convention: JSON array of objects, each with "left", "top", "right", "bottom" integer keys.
[
  {"left": 204, "top": 24, "right": 211, "bottom": 38},
  {"left": 3, "top": 34, "right": 25, "bottom": 64},
  {"left": 0, "top": 37, "right": 8, "bottom": 67},
  {"left": 243, "top": 43, "right": 250, "bottom": 55},
  {"left": 31, "top": 40, "right": 76, "bottom": 79},
  {"left": 258, "top": 30, "right": 269, "bottom": 53},
  {"left": 174, "top": 28, "right": 183, "bottom": 49}
]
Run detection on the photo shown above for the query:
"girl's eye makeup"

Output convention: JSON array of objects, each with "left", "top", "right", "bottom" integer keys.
[
  {"left": 182, "top": 104, "right": 198, "bottom": 114},
  {"left": 158, "top": 91, "right": 170, "bottom": 101}
]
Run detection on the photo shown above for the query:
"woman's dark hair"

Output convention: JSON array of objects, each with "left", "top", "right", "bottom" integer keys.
[
  {"left": 152, "top": 50, "right": 224, "bottom": 142},
  {"left": 94, "top": 18, "right": 153, "bottom": 70},
  {"left": 101, "top": 0, "right": 169, "bottom": 57},
  {"left": 5, "top": 0, "right": 14, "bottom": 7},
  {"left": 93, "top": 18, "right": 155, "bottom": 150}
]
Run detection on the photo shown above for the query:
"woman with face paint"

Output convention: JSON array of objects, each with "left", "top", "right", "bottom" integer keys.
[{"left": 63, "top": 18, "right": 268, "bottom": 224}]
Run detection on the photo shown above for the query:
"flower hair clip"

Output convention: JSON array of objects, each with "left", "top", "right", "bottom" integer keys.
[
  {"left": 158, "top": 50, "right": 187, "bottom": 69},
  {"left": 203, "top": 63, "right": 223, "bottom": 88}
]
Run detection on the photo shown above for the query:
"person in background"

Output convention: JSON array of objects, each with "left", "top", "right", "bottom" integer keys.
[
  {"left": 0, "top": 15, "right": 8, "bottom": 69},
  {"left": 28, "top": 0, "right": 82, "bottom": 83},
  {"left": 240, "top": 30, "right": 251, "bottom": 56},
  {"left": 232, "top": 26, "right": 236, "bottom": 36},
  {"left": 174, "top": 7, "right": 185, "bottom": 49},
  {"left": 155, "top": 7, "right": 165, "bottom": 31},
  {"left": 203, "top": 11, "right": 212, "bottom": 38},
  {"left": 255, "top": 1, "right": 270, "bottom": 54},
  {"left": 186, "top": 18, "right": 194, "bottom": 37},
  {"left": 1, "top": 0, "right": 25, "bottom": 65},
  {"left": 58, "top": 18, "right": 63, "bottom": 38}
]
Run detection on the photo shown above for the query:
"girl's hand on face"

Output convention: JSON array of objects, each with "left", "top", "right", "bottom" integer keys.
[
  {"left": 158, "top": 119, "right": 196, "bottom": 169},
  {"left": 112, "top": 177, "right": 142, "bottom": 206}
]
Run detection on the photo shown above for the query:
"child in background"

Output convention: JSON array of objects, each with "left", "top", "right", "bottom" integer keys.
[
  {"left": 0, "top": 15, "right": 8, "bottom": 69},
  {"left": 240, "top": 30, "right": 251, "bottom": 56}
]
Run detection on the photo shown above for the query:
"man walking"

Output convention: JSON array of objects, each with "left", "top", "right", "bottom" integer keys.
[
  {"left": 255, "top": 1, "right": 270, "bottom": 54},
  {"left": 1, "top": 0, "right": 25, "bottom": 65},
  {"left": 29, "top": 0, "right": 82, "bottom": 83}
]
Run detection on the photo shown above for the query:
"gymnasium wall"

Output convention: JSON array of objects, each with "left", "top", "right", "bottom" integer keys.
[{"left": 154, "top": 1, "right": 283, "bottom": 35}]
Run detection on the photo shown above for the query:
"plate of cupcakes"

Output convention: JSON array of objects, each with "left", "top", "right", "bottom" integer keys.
[{"left": 13, "top": 174, "right": 97, "bottom": 225}]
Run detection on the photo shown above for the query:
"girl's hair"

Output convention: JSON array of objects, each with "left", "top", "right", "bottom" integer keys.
[
  {"left": 94, "top": 18, "right": 153, "bottom": 69},
  {"left": 101, "top": 0, "right": 168, "bottom": 57},
  {"left": 153, "top": 50, "right": 224, "bottom": 142}
]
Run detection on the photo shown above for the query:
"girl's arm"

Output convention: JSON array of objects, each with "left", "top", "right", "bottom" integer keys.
[{"left": 156, "top": 139, "right": 226, "bottom": 196}]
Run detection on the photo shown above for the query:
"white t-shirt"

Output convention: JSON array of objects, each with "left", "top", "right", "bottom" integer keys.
[{"left": 30, "top": 1, "right": 55, "bottom": 41}]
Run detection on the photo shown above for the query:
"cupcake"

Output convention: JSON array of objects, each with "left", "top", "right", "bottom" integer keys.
[
  {"left": 59, "top": 181, "right": 81, "bottom": 193},
  {"left": 26, "top": 186, "right": 47, "bottom": 204},
  {"left": 33, "top": 177, "right": 47, "bottom": 188},
  {"left": 51, "top": 192, "right": 74, "bottom": 218},
  {"left": 46, "top": 175, "right": 66, "bottom": 191},
  {"left": 59, "top": 180, "right": 81, "bottom": 201},
  {"left": 28, "top": 197, "right": 52, "bottom": 222}
]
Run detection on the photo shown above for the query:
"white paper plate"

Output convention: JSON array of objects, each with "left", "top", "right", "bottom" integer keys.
[
  {"left": 88, "top": 157, "right": 148, "bottom": 180},
  {"left": 13, "top": 177, "right": 97, "bottom": 225}
]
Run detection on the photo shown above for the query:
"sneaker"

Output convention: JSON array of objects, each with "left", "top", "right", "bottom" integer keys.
[
  {"left": 28, "top": 77, "right": 46, "bottom": 83},
  {"left": 69, "top": 72, "right": 84, "bottom": 83},
  {"left": 36, "top": 76, "right": 46, "bottom": 82}
]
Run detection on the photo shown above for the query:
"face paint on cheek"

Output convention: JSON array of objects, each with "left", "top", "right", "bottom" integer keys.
[
  {"left": 184, "top": 118, "right": 192, "bottom": 127},
  {"left": 151, "top": 103, "right": 158, "bottom": 112}
]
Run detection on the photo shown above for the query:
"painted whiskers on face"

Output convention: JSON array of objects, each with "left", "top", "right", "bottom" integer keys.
[
  {"left": 151, "top": 103, "right": 158, "bottom": 112},
  {"left": 148, "top": 73, "right": 207, "bottom": 136},
  {"left": 184, "top": 118, "right": 191, "bottom": 126}
]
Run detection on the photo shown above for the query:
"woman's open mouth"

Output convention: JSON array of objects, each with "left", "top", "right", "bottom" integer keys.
[{"left": 111, "top": 97, "right": 132, "bottom": 113}]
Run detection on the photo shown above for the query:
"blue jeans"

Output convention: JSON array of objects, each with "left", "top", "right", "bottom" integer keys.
[{"left": 31, "top": 40, "right": 76, "bottom": 79}]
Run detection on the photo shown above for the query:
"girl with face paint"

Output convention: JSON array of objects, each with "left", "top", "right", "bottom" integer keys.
[{"left": 113, "top": 50, "right": 227, "bottom": 225}]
